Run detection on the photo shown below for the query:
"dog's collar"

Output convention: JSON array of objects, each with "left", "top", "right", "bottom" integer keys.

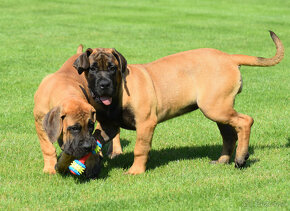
[
  {"left": 79, "top": 85, "right": 90, "bottom": 103},
  {"left": 92, "top": 139, "right": 103, "bottom": 154}
]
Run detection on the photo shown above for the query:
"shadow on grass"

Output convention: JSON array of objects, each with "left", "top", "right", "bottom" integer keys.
[
  {"left": 286, "top": 137, "right": 290, "bottom": 148},
  {"left": 61, "top": 137, "right": 287, "bottom": 180},
  {"left": 98, "top": 139, "right": 258, "bottom": 178},
  {"left": 56, "top": 168, "right": 97, "bottom": 184},
  {"left": 57, "top": 172, "right": 89, "bottom": 184}
]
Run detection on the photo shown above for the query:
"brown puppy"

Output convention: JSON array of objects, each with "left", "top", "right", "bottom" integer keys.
[
  {"left": 74, "top": 31, "right": 284, "bottom": 175},
  {"left": 33, "top": 53, "right": 116, "bottom": 178}
]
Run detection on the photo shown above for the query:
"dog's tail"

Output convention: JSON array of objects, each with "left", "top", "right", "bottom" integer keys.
[
  {"left": 77, "top": 44, "right": 83, "bottom": 54},
  {"left": 231, "top": 31, "right": 284, "bottom": 67}
]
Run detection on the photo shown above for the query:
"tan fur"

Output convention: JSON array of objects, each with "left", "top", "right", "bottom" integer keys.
[
  {"left": 81, "top": 31, "right": 284, "bottom": 175},
  {"left": 77, "top": 44, "right": 83, "bottom": 54},
  {"left": 33, "top": 54, "right": 97, "bottom": 174},
  {"left": 108, "top": 31, "right": 284, "bottom": 174}
]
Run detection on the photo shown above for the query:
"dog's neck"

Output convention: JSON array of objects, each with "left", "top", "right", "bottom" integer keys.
[{"left": 79, "top": 85, "right": 90, "bottom": 103}]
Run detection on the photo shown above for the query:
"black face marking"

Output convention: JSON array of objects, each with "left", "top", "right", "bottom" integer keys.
[
  {"left": 62, "top": 121, "right": 97, "bottom": 159},
  {"left": 108, "top": 62, "right": 117, "bottom": 73},
  {"left": 86, "top": 55, "right": 119, "bottom": 105},
  {"left": 78, "top": 49, "right": 129, "bottom": 130},
  {"left": 67, "top": 123, "right": 82, "bottom": 134}
]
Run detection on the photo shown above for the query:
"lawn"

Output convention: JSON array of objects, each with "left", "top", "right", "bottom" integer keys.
[{"left": 0, "top": 0, "right": 289, "bottom": 210}]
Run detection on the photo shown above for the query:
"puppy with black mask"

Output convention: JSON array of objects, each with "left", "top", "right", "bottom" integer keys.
[
  {"left": 34, "top": 51, "right": 118, "bottom": 179},
  {"left": 73, "top": 31, "right": 284, "bottom": 175}
]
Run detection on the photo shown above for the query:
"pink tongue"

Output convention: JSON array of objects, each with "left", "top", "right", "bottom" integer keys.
[{"left": 100, "top": 97, "right": 112, "bottom": 105}]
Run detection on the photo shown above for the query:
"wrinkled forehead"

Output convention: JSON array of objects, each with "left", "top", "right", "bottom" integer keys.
[
  {"left": 63, "top": 111, "right": 91, "bottom": 127},
  {"left": 92, "top": 48, "right": 114, "bottom": 54},
  {"left": 63, "top": 113, "right": 94, "bottom": 129},
  {"left": 89, "top": 48, "right": 118, "bottom": 68},
  {"left": 62, "top": 101, "right": 95, "bottom": 124}
]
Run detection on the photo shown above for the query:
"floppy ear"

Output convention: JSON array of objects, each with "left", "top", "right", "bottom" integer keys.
[
  {"left": 73, "top": 48, "right": 93, "bottom": 74},
  {"left": 112, "top": 48, "right": 127, "bottom": 83},
  {"left": 43, "top": 107, "right": 63, "bottom": 143}
]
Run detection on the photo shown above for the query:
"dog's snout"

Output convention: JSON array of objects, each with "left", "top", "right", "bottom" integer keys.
[
  {"left": 99, "top": 80, "right": 111, "bottom": 90},
  {"left": 82, "top": 141, "right": 92, "bottom": 151}
]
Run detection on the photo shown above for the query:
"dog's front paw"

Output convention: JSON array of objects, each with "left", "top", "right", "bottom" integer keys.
[
  {"left": 85, "top": 153, "right": 102, "bottom": 179},
  {"left": 43, "top": 157, "right": 57, "bottom": 174},
  {"left": 55, "top": 152, "right": 74, "bottom": 174},
  {"left": 43, "top": 166, "right": 56, "bottom": 174},
  {"left": 107, "top": 149, "right": 123, "bottom": 159},
  {"left": 85, "top": 165, "right": 101, "bottom": 179},
  {"left": 125, "top": 165, "right": 146, "bottom": 175},
  {"left": 106, "top": 139, "right": 123, "bottom": 159}
]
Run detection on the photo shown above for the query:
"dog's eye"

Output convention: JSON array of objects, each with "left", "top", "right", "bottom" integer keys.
[
  {"left": 89, "top": 68, "right": 97, "bottom": 73},
  {"left": 109, "top": 65, "right": 117, "bottom": 72},
  {"left": 89, "top": 65, "right": 98, "bottom": 72},
  {"left": 67, "top": 125, "right": 82, "bottom": 133}
]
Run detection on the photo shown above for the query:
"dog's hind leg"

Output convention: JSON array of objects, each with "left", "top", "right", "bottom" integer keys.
[
  {"left": 212, "top": 123, "right": 238, "bottom": 164},
  {"left": 231, "top": 113, "right": 253, "bottom": 167},
  {"left": 199, "top": 97, "right": 254, "bottom": 168},
  {"left": 35, "top": 120, "right": 57, "bottom": 174}
]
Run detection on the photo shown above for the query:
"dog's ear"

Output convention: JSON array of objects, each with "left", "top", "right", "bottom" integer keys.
[
  {"left": 43, "top": 107, "right": 63, "bottom": 143},
  {"left": 73, "top": 48, "right": 93, "bottom": 74},
  {"left": 112, "top": 48, "right": 127, "bottom": 82}
]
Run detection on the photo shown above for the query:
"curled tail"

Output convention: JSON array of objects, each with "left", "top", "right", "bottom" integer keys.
[{"left": 231, "top": 31, "right": 284, "bottom": 67}]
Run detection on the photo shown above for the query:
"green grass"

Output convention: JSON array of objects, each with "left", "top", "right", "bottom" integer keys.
[{"left": 0, "top": 0, "right": 289, "bottom": 210}]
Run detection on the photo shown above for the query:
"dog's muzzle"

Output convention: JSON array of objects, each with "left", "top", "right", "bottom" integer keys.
[
  {"left": 63, "top": 136, "right": 97, "bottom": 159},
  {"left": 93, "top": 79, "right": 114, "bottom": 106}
]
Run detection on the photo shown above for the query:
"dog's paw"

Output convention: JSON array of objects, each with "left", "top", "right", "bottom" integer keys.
[
  {"left": 43, "top": 159, "right": 57, "bottom": 174},
  {"left": 85, "top": 165, "right": 101, "bottom": 179},
  {"left": 209, "top": 160, "right": 230, "bottom": 165},
  {"left": 235, "top": 152, "right": 250, "bottom": 168},
  {"left": 210, "top": 155, "right": 231, "bottom": 165},
  {"left": 43, "top": 167, "right": 56, "bottom": 174},
  {"left": 125, "top": 165, "right": 146, "bottom": 175},
  {"left": 234, "top": 161, "right": 246, "bottom": 168},
  {"left": 244, "top": 152, "right": 250, "bottom": 161},
  {"left": 106, "top": 143, "right": 123, "bottom": 159},
  {"left": 107, "top": 151, "right": 122, "bottom": 159}
]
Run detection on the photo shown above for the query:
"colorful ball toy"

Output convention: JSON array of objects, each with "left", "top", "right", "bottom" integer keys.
[{"left": 69, "top": 140, "right": 102, "bottom": 176}]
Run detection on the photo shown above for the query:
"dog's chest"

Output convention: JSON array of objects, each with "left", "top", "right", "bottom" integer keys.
[
  {"left": 119, "top": 106, "right": 136, "bottom": 130},
  {"left": 97, "top": 105, "right": 136, "bottom": 130}
]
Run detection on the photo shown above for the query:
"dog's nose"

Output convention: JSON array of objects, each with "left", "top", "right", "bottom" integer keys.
[
  {"left": 82, "top": 142, "right": 92, "bottom": 151},
  {"left": 99, "top": 80, "right": 110, "bottom": 89}
]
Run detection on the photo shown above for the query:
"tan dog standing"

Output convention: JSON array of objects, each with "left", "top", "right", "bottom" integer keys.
[
  {"left": 33, "top": 52, "right": 117, "bottom": 178},
  {"left": 74, "top": 31, "right": 284, "bottom": 175}
]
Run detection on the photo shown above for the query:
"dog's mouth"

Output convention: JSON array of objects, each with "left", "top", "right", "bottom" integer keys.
[
  {"left": 90, "top": 91, "right": 112, "bottom": 106},
  {"left": 99, "top": 96, "right": 112, "bottom": 106}
]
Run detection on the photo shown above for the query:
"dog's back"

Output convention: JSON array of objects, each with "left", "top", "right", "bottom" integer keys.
[{"left": 34, "top": 53, "right": 89, "bottom": 120}]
